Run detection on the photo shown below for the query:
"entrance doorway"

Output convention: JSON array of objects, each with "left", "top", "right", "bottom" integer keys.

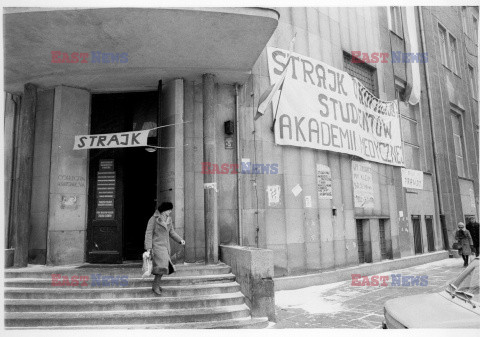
[
  {"left": 87, "top": 91, "right": 158, "bottom": 263},
  {"left": 123, "top": 147, "right": 156, "bottom": 260}
]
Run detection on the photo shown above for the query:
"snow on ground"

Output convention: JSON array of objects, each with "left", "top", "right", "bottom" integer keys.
[
  {"left": 274, "top": 258, "right": 464, "bottom": 315},
  {"left": 275, "top": 280, "right": 351, "bottom": 314}
]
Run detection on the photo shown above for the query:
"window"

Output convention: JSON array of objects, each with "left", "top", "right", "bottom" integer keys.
[
  {"left": 396, "top": 85, "right": 421, "bottom": 170},
  {"left": 412, "top": 215, "right": 423, "bottom": 254},
  {"left": 425, "top": 215, "right": 435, "bottom": 252},
  {"left": 356, "top": 220, "right": 366, "bottom": 264},
  {"left": 438, "top": 25, "right": 449, "bottom": 66},
  {"left": 343, "top": 53, "right": 377, "bottom": 95},
  {"left": 473, "top": 16, "right": 478, "bottom": 44},
  {"left": 389, "top": 7, "right": 403, "bottom": 37},
  {"left": 449, "top": 35, "right": 459, "bottom": 74},
  {"left": 379, "top": 220, "right": 388, "bottom": 260},
  {"left": 451, "top": 111, "right": 467, "bottom": 177},
  {"left": 462, "top": 7, "right": 468, "bottom": 35},
  {"left": 469, "top": 65, "right": 478, "bottom": 99}
]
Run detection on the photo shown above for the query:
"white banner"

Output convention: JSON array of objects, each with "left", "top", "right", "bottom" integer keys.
[
  {"left": 352, "top": 160, "right": 374, "bottom": 208},
  {"left": 74, "top": 130, "right": 150, "bottom": 150},
  {"left": 268, "top": 47, "right": 404, "bottom": 167},
  {"left": 401, "top": 168, "right": 423, "bottom": 189}
]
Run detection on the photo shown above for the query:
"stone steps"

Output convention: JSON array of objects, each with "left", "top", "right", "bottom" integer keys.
[
  {"left": 6, "top": 317, "right": 270, "bottom": 329},
  {"left": 5, "top": 263, "right": 232, "bottom": 278},
  {"left": 5, "top": 273, "right": 236, "bottom": 287},
  {"left": 5, "top": 292, "right": 245, "bottom": 312},
  {"left": 4, "top": 263, "right": 268, "bottom": 329},
  {"left": 5, "top": 282, "right": 241, "bottom": 299},
  {"left": 5, "top": 304, "right": 251, "bottom": 327}
]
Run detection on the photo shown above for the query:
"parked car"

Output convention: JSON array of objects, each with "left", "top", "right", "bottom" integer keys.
[{"left": 383, "top": 257, "right": 479, "bottom": 328}]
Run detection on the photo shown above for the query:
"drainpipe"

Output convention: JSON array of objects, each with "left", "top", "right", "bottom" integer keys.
[
  {"left": 235, "top": 84, "right": 243, "bottom": 246},
  {"left": 418, "top": 7, "right": 449, "bottom": 253}
]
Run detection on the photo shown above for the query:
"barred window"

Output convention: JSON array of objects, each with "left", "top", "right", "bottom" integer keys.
[{"left": 343, "top": 53, "right": 377, "bottom": 95}]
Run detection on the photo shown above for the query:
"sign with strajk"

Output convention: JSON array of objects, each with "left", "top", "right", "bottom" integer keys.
[
  {"left": 74, "top": 130, "right": 150, "bottom": 150},
  {"left": 352, "top": 160, "right": 374, "bottom": 208},
  {"left": 401, "top": 168, "right": 423, "bottom": 189},
  {"left": 267, "top": 47, "right": 404, "bottom": 167}
]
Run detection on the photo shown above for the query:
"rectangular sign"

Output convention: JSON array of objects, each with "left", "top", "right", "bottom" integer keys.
[
  {"left": 401, "top": 168, "right": 423, "bottom": 189},
  {"left": 97, "top": 199, "right": 114, "bottom": 208},
  {"left": 74, "top": 130, "right": 150, "bottom": 150},
  {"left": 96, "top": 209, "right": 115, "bottom": 220},
  {"left": 316, "top": 164, "right": 333, "bottom": 199},
  {"left": 99, "top": 159, "right": 114, "bottom": 171},
  {"left": 267, "top": 47, "right": 404, "bottom": 167},
  {"left": 352, "top": 160, "right": 374, "bottom": 208}
]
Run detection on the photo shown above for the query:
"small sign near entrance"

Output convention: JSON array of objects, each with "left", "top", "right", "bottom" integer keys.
[
  {"left": 97, "top": 199, "right": 114, "bottom": 208},
  {"left": 99, "top": 159, "right": 114, "bottom": 171},
  {"left": 95, "top": 159, "right": 116, "bottom": 220},
  {"left": 224, "top": 137, "right": 234, "bottom": 149},
  {"left": 96, "top": 209, "right": 115, "bottom": 219}
]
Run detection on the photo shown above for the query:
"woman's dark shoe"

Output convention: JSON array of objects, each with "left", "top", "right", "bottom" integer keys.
[{"left": 152, "top": 286, "right": 162, "bottom": 295}]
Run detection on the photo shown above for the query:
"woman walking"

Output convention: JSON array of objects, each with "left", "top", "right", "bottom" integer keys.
[
  {"left": 454, "top": 222, "right": 474, "bottom": 267},
  {"left": 144, "top": 202, "right": 185, "bottom": 295}
]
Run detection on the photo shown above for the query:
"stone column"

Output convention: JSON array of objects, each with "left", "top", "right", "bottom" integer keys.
[
  {"left": 46, "top": 86, "right": 90, "bottom": 265},
  {"left": 13, "top": 83, "right": 37, "bottom": 267},
  {"left": 203, "top": 74, "right": 218, "bottom": 264}
]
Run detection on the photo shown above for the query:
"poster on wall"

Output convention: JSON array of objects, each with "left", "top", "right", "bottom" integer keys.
[
  {"left": 316, "top": 164, "right": 333, "bottom": 199},
  {"left": 267, "top": 47, "right": 404, "bottom": 167},
  {"left": 401, "top": 168, "right": 423, "bottom": 189},
  {"left": 352, "top": 160, "right": 374, "bottom": 208},
  {"left": 266, "top": 185, "right": 281, "bottom": 206}
]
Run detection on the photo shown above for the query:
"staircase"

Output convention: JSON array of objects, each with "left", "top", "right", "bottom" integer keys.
[{"left": 4, "top": 262, "right": 269, "bottom": 329}]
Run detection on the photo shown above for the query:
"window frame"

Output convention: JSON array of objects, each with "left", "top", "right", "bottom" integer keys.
[
  {"left": 438, "top": 24, "right": 449, "bottom": 68},
  {"left": 448, "top": 33, "right": 459, "bottom": 74},
  {"left": 468, "top": 64, "right": 478, "bottom": 99},
  {"left": 396, "top": 83, "right": 421, "bottom": 171},
  {"left": 461, "top": 7, "right": 468, "bottom": 35},
  {"left": 450, "top": 110, "right": 469, "bottom": 178},
  {"left": 473, "top": 15, "right": 478, "bottom": 45},
  {"left": 389, "top": 6, "right": 404, "bottom": 38}
]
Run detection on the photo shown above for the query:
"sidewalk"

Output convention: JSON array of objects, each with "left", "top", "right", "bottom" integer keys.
[{"left": 272, "top": 257, "right": 466, "bottom": 328}]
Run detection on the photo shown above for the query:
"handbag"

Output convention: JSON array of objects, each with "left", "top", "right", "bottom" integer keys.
[
  {"left": 452, "top": 242, "right": 460, "bottom": 250},
  {"left": 142, "top": 250, "right": 153, "bottom": 278}
]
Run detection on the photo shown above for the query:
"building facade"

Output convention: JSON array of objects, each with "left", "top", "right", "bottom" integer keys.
[{"left": 4, "top": 7, "right": 479, "bottom": 276}]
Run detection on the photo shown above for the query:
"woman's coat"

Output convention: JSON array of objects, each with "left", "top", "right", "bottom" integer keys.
[
  {"left": 144, "top": 210, "right": 183, "bottom": 275},
  {"left": 455, "top": 229, "right": 474, "bottom": 255}
]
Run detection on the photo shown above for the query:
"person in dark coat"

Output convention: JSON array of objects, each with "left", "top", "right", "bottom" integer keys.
[
  {"left": 465, "top": 220, "right": 479, "bottom": 257},
  {"left": 144, "top": 202, "right": 185, "bottom": 295},
  {"left": 454, "top": 222, "right": 474, "bottom": 267}
]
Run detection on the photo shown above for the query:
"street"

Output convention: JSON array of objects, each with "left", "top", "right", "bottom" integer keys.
[{"left": 273, "top": 258, "right": 467, "bottom": 328}]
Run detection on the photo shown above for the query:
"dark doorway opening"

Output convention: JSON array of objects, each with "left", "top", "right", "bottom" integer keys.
[
  {"left": 425, "top": 215, "right": 435, "bottom": 252},
  {"left": 356, "top": 219, "right": 365, "bottom": 264},
  {"left": 123, "top": 147, "right": 157, "bottom": 260},
  {"left": 87, "top": 91, "right": 158, "bottom": 263},
  {"left": 412, "top": 215, "right": 423, "bottom": 254}
]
